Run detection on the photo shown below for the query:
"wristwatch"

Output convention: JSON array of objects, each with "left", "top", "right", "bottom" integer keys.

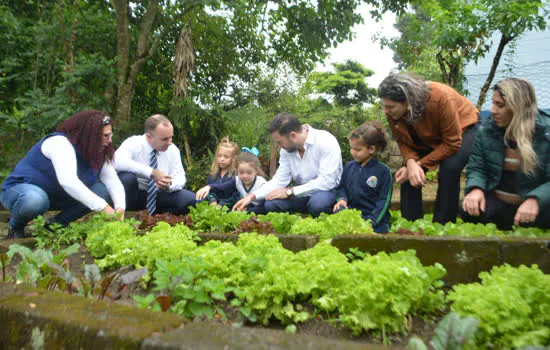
[{"left": 285, "top": 187, "right": 294, "bottom": 198}]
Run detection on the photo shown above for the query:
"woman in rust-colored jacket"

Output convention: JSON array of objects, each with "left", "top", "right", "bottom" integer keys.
[{"left": 378, "top": 73, "right": 479, "bottom": 224}]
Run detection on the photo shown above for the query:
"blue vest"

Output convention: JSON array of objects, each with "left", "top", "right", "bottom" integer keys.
[{"left": 2, "top": 132, "right": 101, "bottom": 200}]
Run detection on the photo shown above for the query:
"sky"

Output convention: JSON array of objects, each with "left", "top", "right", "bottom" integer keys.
[{"left": 316, "top": 4, "right": 400, "bottom": 90}]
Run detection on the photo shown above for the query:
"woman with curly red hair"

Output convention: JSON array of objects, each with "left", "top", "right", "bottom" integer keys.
[{"left": 1, "top": 110, "right": 125, "bottom": 239}]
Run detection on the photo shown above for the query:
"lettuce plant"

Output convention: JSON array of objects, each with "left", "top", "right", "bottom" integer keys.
[{"left": 448, "top": 264, "right": 550, "bottom": 348}]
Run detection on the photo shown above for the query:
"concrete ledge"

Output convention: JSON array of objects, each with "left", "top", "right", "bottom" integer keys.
[
  {"left": 331, "top": 234, "right": 550, "bottom": 285},
  {"left": 142, "top": 322, "right": 379, "bottom": 350},
  {"left": 0, "top": 284, "right": 184, "bottom": 349},
  {"left": 0, "top": 237, "right": 36, "bottom": 254},
  {"left": 498, "top": 237, "right": 550, "bottom": 273}
]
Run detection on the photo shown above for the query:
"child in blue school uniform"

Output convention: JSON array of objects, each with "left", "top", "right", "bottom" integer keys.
[
  {"left": 333, "top": 121, "right": 393, "bottom": 233},
  {"left": 196, "top": 148, "right": 267, "bottom": 214},
  {"left": 206, "top": 136, "right": 240, "bottom": 206},
  {"left": 207, "top": 136, "right": 240, "bottom": 184}
]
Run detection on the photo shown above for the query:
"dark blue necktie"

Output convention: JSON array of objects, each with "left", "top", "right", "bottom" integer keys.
[{"left": 146, "top": 150, "right": 158, "bottom": 215}]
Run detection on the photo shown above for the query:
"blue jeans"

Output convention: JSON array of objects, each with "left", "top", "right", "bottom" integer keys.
[
  {"left": 247, "top": 200, "right": 266, "bottom": 215},
  {"left": 0, "top": 182, "right": 110, "bottom": 230},
  {"left": 264, "top": 190, "right": 336, "bottom": 217},
  {"left": 118, "top": 172, "right": 196, "bottom": 214}
]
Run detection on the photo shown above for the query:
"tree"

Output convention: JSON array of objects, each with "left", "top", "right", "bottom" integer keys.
[
  {"left": 381, "top": 0, "right": 549, "bottom": 102},
  {"left": 0, "top": 0, "right": 115, "bottom": 134},
  {"left": 381, "top": 1, "right": 488, "bottom": 92},
  {"left": 0, "top": 0, "right": 411, "bottom": 168},
  {"left": 108, "top": 0, "right": 368, "bottom": 122},
  {"left": 378, "top": 9, "right": 444, "bottom": 83},
  {"left": 475, "top": 0, "right": 549, "bottom": 109},
  {"left": 310, "top": 60, "right": 377, "bottom": 107}
]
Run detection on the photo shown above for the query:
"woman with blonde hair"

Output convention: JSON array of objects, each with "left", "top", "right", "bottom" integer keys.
[
  {"left": 462, "top": 78, "right": 550, "bottom": 229},
  {"left": 378, "top": 73, "right": 479, "bottom": 224}
]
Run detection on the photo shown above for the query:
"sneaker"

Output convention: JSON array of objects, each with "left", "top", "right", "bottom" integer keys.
[{"left": 7, "top": 227, "right": 25, "bottom": 239}]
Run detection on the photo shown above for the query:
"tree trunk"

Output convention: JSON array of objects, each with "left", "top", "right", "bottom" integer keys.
[
  {"left": 476, "top": 33, "right": 513, "bottom": 110},
  {"left": 172, "top": 25, "right": 196, "bottom": 167},
  {"left": 436, "top": 51, "right": 463, "bottom": 90},
  {"left": 34, "top": 34, "right": 42, "bottom": 91},
  {"left": 436, "top": 51, "right": 449, "bottom": 85},
  {"left": 111, "top": 0, "right": 160, "bottom": 122},
  {"left": 181, "top": 129, "right": 193, "bottom": 168}
]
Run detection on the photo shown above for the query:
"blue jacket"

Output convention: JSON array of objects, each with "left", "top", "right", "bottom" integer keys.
[
  {"left": 465, "top": 110, "right": 550, "bottom": 211},
  {"left": 336, "top": 159, "right": 393, "bottom": 233},
  {"left": 2, "top": 132, "right": 100, "bottom": 200}
]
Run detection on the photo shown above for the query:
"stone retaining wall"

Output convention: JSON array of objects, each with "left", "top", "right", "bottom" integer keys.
[
  {"left": 386, "top": 140, "right": 403, "bottom": 171},
  {"left": 331, "top": 235, "right": 550, "bottom": 284}
]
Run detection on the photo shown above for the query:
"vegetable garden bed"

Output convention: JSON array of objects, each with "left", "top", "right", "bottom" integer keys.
[{"left": 1, "top": 203, "right": 549, "bottom": 348}]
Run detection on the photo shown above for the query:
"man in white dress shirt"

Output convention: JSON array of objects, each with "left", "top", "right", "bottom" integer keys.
[
  {"left": 234, "top": 112, "right": 342, "bottom": 217},
  {"left": 115, "top": 114, "right": 195, "bottom": 214}
]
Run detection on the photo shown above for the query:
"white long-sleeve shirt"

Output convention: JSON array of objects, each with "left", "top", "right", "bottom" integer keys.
[
  {"left": 41, "top": 136, "right": 126, "bottom": 211},
  {"left": 253, "top": 125, "right": 343, "bottom": 200},
  {"left": 114, "top": 135, "right": 187, "bottom": 191}
]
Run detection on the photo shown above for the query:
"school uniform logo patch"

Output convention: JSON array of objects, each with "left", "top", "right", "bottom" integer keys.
[{"left": 366, "top": 176, "right": 377, "bottom": 188}]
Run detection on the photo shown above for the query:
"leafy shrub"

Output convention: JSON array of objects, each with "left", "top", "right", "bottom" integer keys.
[
  {"left": 448, "top": 264, "right": 550, "bottom": 348},
  {"left": 189, "top": 201, "right": 251, "bottom": 232},
  {"left": 289, "top": 209, "right": 374, "bottom": 239},
  {"left": 390, "top": 211, "right": 550, "bottom": 238},
  {"left": 312, "top": 248, "right": 447, "bottom": 335},
  {"left": 184, "top": 154, "right": 213, "bottom": 192},
  {"left": 88, "top": 222, "right": 199, "bottom": 278},
  {"left": 257, "top": 212, "right": 301, "bottom": 234},
  {"left": 86, "top": 220, "right": 138, "bottom": 259},
  {"left": 148, "top": 258, "right": 229, "bottom": 319}
]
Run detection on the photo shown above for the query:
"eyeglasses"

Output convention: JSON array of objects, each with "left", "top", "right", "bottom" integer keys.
[{"left": 103, "top": 116, "right": 111, "bottom": 125}]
